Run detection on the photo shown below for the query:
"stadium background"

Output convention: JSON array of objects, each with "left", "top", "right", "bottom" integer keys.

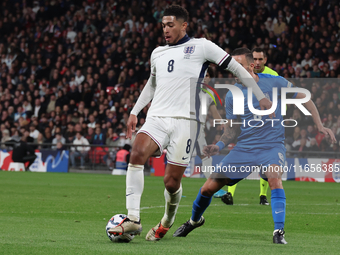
[
  {"left": 0, "top": 1, "right": 339, "bottom": 254},
  {"left": 0, "top": 0, "right": 339, "bottom": 176}
]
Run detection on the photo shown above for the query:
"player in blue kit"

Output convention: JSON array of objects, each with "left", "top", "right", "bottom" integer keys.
[{"left": 173, "top": 48, "right": 336, "bottom": 244}]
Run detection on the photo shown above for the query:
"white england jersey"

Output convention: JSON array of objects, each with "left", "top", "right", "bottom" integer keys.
[{"left": 147, "top": 36, "right": 228, "bottom": 120}]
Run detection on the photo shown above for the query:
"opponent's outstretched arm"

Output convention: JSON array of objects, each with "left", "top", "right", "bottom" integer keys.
[
  {"left": 296, "top": 93, "right": 337, "bottom": 143},
  {"left": 226, "top": 57, "right": 275, "bottom": 118},
  {"left": 223, "top": 57, "right": 264, "bottom": 100},
  {"left": 222, "top": 56, "right": 274, "bottom": 117},
  {"left": 203, "top": 40, "right": 273, "bottom": 116}
]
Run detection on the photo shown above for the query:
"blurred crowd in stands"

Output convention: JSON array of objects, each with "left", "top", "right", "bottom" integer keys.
[{"left": 0, "top": 0, "right": 339, "bottom": 157}]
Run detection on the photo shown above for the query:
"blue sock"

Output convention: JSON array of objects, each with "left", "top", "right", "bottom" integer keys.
[
  {"left": 271, "top": 188, "right": 286, "bottom": 230},
  {"left": 191, "top": 188, "right": 212, "bottom": 222}
]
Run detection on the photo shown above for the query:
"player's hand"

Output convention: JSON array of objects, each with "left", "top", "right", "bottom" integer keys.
[
  {"left": 259, "top": 98, "right": 275, "bottom": 118},
  {"left": 318, "top": 126, "right": 337, "bottom": 144},
  {"left": 126, "top": 114, "right": 138, "bottom": 139},
  {"left": 203, "top": 144, "right": 219, "bottom": 157}
]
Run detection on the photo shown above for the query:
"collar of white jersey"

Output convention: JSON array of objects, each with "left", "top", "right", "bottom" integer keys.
[{"left": 169, "top": 34, "right": 190, "bottom": 46}]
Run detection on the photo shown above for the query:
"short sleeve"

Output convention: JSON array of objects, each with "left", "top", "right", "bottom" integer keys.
[
  {"left": 225, "top": 92, "right": 237, "bottom": 120},
  {"left": 203, "top": 39, "right": 229, "bottom": 66},
  {"left": 276, "top": 76, "right": 297, "bottom": 98}
]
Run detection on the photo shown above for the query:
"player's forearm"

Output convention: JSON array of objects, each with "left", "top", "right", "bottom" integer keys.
[
  {"left": 220, "top": 125, "right": 239, "bottom": 145},
  {"left": 216, "top": 124, "right": 240, "bottom": 151},
  {"left": 130, "top": 76, "right": 156, "bottom": 116},
  {"left": 304, "top": 100, "right": 323, "bottom": 130},
  {"left": 225, "top": 58, "right": 265, "bottom": 101}
]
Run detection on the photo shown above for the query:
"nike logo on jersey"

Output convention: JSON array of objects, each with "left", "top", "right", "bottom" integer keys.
[
  {"left": 182, "top": 157, "right": 188, "bottom": 160},
  {"left": 275, "top": 210, "right": 284, "bottom": 214},
  {"left": 126, "top": 193, "right": 134, "bottom": 197}
]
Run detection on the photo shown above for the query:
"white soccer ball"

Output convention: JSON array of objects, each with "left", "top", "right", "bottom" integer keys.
[{"left": 106, "top": 214, "right": 135, "bottom": 243}]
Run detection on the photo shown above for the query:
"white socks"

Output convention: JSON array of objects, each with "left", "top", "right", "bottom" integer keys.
[
  {"left": 161, "top": 184, "right": 182, "bottom": 228},
  {"left": 201, "top": 156, "right": 213, "bottom": 179},
  {"left": 126, "top": 163, "right": 144, "bottom": 221},
  {"left": 190, "top": 217, "right": 203, "bottom": 226},
  {"left": 126, "top": 163, "right": 183, "bottom": 226}
]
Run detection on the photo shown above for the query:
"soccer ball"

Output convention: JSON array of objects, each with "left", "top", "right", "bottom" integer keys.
[{"left": 106, "top": 214, "right": 135, "bottom": 243}]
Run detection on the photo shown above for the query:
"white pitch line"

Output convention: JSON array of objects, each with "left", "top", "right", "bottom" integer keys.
[
  {"left": 141, "top": 203, "right": 339, "bottom": 210},
  {"left": 4, "top": 204, "right": 338, "bottom": 215},
  {"left": 286, "top": 203, "right": 340, "bottom": 206},
  {"left": 140, "top": 203, "right": 250, "bottom": 210},
  {"left": 290, "top": 212, "right": 340, "bottom": 215},
  {"left": 140, "top": 205, "right": 171, "bottom": 210},
  {"left": 140, "top": 203, "right": 340, "bottom": 215}
]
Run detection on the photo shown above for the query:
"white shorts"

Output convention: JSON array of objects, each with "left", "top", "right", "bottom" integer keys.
[
  {"left": 138, "top": 116, "right": 198, "bottom": 167},
  {"left": 192, "top": 123, "right": 206, "bottom": 157}
]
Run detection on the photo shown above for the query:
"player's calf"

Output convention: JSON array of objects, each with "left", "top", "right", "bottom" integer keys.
[{"left": 201, "top": 177, "right": 226, "bottom": 197}]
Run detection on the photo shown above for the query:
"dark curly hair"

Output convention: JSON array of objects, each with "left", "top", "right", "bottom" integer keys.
[{"left": 163, "top": 5, "right": 189, "bottom": 22}]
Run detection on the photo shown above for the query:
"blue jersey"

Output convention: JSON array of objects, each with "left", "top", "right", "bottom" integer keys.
[{"left": 225, "top": 73, "right": 295, "bottom": 149}]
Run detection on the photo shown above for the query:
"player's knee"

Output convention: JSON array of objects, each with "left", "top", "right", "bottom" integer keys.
[
  {"left": 164, "top": 177, "right": 180, "bottom": 194},
  {"left": 130, "top": 146, "right": 147, "bottom": 163},
  {"left": 268, "top": 178, "right": 283, "bottom": 190},
  {"left": 201, "top": 185, "right": 215, "bottom": 197}
]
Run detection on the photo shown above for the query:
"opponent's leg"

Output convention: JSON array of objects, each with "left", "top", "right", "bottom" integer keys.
[
  {"left": 173, "top": 176, "right": 229, "bottom": 237},
  {"left": 192, "top": 178, "right": 224, "bottom": 221},
  {"left": 201, "top": 156, "right": 227, "bottom": 198},
  {"left": 259, "top": 178, "right": 270, "bottom": 205},
  {"left": 146, "top": 163, "right": 185, "bottom": 241},
  {"left": 109, "top": 133, "right": 159, "bottom": 236},
  {"left": 266, "top": 164, "right": 287, "bottom": 244}
]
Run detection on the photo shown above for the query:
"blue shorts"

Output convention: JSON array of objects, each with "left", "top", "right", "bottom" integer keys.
[{"left": 215, "top": 144, "right": 286, "bottom": 186}]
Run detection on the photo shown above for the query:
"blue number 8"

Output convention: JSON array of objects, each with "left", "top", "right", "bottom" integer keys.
[{"left": 168, "top": 60, "right": 174, "bottom": 72}]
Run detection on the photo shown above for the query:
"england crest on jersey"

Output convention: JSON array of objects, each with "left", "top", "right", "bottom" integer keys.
[
  {"left": 184, "top": 46, "right": 195, "bottom": 59},
  {"left": 184, "top": 46, "right": 195, "bottom": 54}
]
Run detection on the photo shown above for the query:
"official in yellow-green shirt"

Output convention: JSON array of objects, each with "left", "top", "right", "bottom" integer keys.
[
  {"left": 253, "top": 48, "right": 279, "bottom": 76},
  {"left": 262, "top": 66, "right": 279, "bottom": 76},
  {"left": 224, "top": 48, "right": 277, "bottom": 206}
]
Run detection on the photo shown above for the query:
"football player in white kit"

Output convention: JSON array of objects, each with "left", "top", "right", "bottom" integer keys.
[{"left": 108, "top": 5, "right": 273, "bottom": 241}]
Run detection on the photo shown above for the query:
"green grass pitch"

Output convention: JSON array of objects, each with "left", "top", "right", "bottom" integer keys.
[{"left": 0, "top": 171, "right": 339, "bottom": 254}]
